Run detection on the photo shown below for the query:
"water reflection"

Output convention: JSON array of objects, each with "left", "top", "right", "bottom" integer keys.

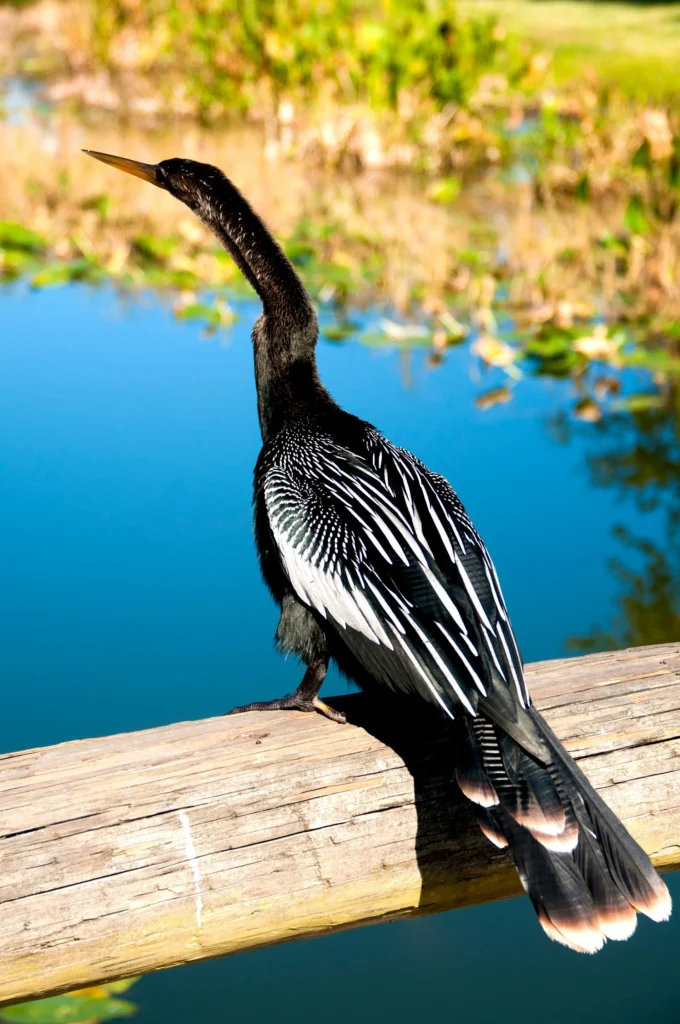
[
  {"left": 1, "top": 285, "right": 678, "bottom": 1024},
  {"left": 559, "top": 384, "right": 680, "bottom": 651}
]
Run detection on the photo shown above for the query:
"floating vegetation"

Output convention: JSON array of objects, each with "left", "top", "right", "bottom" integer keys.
[
  {"left": 1, "top": 121, "right": 680, "bottom": 423},
  {"left": 2, "top": 2, "right": 680, "bottom": 419},
  {"left": 0, "top": 979, "right": 138, "bottom": 1024}
]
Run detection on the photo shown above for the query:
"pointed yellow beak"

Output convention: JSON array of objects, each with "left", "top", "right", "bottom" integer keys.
[{"left": 83, "top": 150, "right": 165, "bottom": 188}]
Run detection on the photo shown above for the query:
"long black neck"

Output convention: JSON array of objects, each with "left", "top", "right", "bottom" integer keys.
[{"left": 181, "top": 165, "right": 336, "bottom": 440}]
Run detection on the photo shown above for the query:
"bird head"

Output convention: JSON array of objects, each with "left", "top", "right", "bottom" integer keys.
[
  {"left": 82, "top": 148, "right": 315, "bottom": 333},
  {"left": 82, "top": 151, "right": 224, "bottom": 213}
]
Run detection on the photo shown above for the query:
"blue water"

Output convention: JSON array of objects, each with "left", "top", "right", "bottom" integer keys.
[{"left": 1, "top": 284, "right": 678, "bottom": 1023}]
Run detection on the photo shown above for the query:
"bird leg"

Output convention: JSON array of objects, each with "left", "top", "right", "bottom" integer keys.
[{"left": 226, "top": 657, "right": 346, "bottom": 724}]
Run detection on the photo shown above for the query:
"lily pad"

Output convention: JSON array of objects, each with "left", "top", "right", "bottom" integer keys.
[{"left": 323, "top": 320, "right": 360, "bottom": 342}]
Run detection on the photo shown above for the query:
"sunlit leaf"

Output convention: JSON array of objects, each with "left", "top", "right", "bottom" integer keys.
[
  {"left": 0, "top": 992, "right": 136, "bottom": 1023},
  {"left": 457, "top": 248, "right": 490, "bottom": 269},
  {"left": 572, "top": 325, "right": 624, "bottom": 362},
  {"left": 426, "top": 177, "right": 462, "bottom": 205},
  {"left": 379, "top": 319, "right": 430, "bottom": 342},
  {"left": 83, "top": 980, "right": 138, "bottom": 997},
  {"left": 620, "top": 349, "right": 680, "bottom": 375},
  {"left": 175, "top": 300, "right": 236, "bottom": 329},
  {"left": 143, "top": 267, "right": 199, "bottom": 290},
  {"left": 175, "top": 301, "right": 223, "bottom": 327},
  {"left": 624, "top": 194, "right": 648, "bottom": 236},
  {"left": 612, "top": 394, "right": 666, "bottom": 413},
  {"left": 0, "top": 222, "right": 45, "bottom": 253},
  {"left": 598, "top": 233, "right": 629, "bottom": 254},
  {"left": 0, "top": 250, "right": 34, "bottom": 278},
  {"left": 31, "top": 260, "right": 100, "bottom": 288},
  {"left": 437, "top": 311, "right": 468, "bottom": 342},
  {"left": 472, "top": 335, "right": 517, "bottom": 367}
]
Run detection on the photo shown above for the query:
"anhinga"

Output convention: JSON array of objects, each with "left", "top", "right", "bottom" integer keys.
[{"left": 84, "top": 149, "right": 671, "bottom": 952}]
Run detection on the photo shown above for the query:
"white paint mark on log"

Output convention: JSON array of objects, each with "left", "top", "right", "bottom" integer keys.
[{"left": 178, "top": 810, "right": 203, "bottom": 931}]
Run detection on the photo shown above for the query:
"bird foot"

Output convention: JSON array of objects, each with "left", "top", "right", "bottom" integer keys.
[{"left": 226, "top": 692, "right": 346, "bottom": 725}]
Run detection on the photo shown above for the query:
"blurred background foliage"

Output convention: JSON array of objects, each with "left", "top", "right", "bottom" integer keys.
[
  {"left": 1, "top": 0, "right": 680, "bottom": 408},
  {"left": 88, "top": 0, "right": 517, "bottom": 117}
]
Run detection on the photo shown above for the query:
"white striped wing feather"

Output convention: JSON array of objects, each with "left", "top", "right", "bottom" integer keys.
[{"left": 263, "top": 424, "right": 529, "bottom": 720}]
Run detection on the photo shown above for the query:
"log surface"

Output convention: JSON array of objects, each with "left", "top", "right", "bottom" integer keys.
[{"left": 1, "top": 643, "right": 679, "bottom": 1005}]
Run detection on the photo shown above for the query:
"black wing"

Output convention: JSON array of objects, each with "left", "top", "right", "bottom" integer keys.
[
  {"left": 263, "top": 423, "right": 529, "bottom": 724},
  {"left": 363, "top": 427, "right": 529, "bottom": 707}
]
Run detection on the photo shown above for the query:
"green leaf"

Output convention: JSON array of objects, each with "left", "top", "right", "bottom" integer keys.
[
  {"left": 284, "top": 241, "right": 316, "bottom": 268},
  {"left": 457, "top": 248, "right": 490, "bottom": 269},
  {"left": 426, "top": 177, "right": 462, "bottom": 205},
  {"left": 0, "top": 222, "right": 46, "bottom": 253},
  {"left": 141, "top": 267, "right": 198, "bottom": 290},
  {"left": 0, "top": 250, "right": 34, "bottom": 278},
  {"left": 534, "top": 351, "right": 580, "bottom": 376},
  {"left": 31, "top": 260, "right": 100, "bottom": 288},
  {"left": 0, "top": 994, "right": 136, "bottom": 1023},
  {"left": 323, "top": 320, "right": 359, "bottom": 342},
  {"left": 598, "top": 232, "right": 629, "bottom": 254},
  {"left": 658, "top": 321, "right": 680, "bottom": 341},
  {"left": 523, "top": 332, "right": 573, "bottom": 360},
  {"left": 175, "top": 302, "right": 223, "bottom": 327},
  {"left": 620, "top": 348, "right": 680, "bottom": 375},
  {"left": 574, "top": 173, "right": 590, "bottom": 202},
  {"left": 132, "top": 234, "right": 178, "bottom": 264},
  {"left": 80, "top": 194, "right": 112, "bottom": 219},
  {"left": 669, "top": 153, "right": 680, "bottom": 190},
  {"left": 30, "top": 264, "right": 74, "bottom": 287},
  {"left": 631, "top": 139, "right": 652, "bottom": 171},
  {"left": 612, "top": 393, "right": 665, "bottom": 413},
  {"left": 624, "top": 194, "right": 648, "bottom": 236}
]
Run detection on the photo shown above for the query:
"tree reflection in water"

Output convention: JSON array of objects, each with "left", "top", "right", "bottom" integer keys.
[{"left": 562, "top": 383, "right": 680, "bottom": 652}]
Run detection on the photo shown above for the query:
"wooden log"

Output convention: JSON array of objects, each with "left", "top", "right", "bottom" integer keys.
[{"left": 1, "top": 642, "right": 679, "bottom": 1005}]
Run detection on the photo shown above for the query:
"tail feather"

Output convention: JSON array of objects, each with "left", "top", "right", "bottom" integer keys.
[
  {"left": 582, "top": 794, "right": 671, "bottom": 923},
  {"left": 572, "top": 811, "right": 638, "bottom": 940},
  {"left": 472, "top": 718, "right": 570, "bottom": 841},
  {"left": 499, "top": 807, "right": 605, "bottom": 954},
  {"left": 533, "top": 709, "right": 672, "bottom": 924},
  {"left": 455, "top": 717, "right": 499, "bottom": 808},
  {"left": 477, "top": 807, "right": 509, "bottom": 849},
  {"left": 457, "top": 707, "right": 671, "bottom": 952}
]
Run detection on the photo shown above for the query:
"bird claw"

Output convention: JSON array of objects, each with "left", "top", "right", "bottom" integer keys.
[
  {"left": 226, "top": 693, "right": 346, "bottom": 724},
  {"left": 311, "top": 696, "right": 347, "bottom": 724}
]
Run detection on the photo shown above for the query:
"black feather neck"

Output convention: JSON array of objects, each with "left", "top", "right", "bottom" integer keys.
[{"left": 166, "top": 159, "right": 336, "bottom": 440}]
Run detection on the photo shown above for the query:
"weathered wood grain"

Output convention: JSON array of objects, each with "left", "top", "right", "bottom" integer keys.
[{"left": 1, "top": 643, "right": 679, "bottom": 1005}]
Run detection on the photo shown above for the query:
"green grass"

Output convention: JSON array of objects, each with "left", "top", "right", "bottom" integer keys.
[{"left": 459, "top": 0, "right": 680, "bottom": 97}]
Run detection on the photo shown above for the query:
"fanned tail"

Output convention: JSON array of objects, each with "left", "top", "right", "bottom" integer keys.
[{"left": 455, "top": 709, "right": 671, "bottom": 952}]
